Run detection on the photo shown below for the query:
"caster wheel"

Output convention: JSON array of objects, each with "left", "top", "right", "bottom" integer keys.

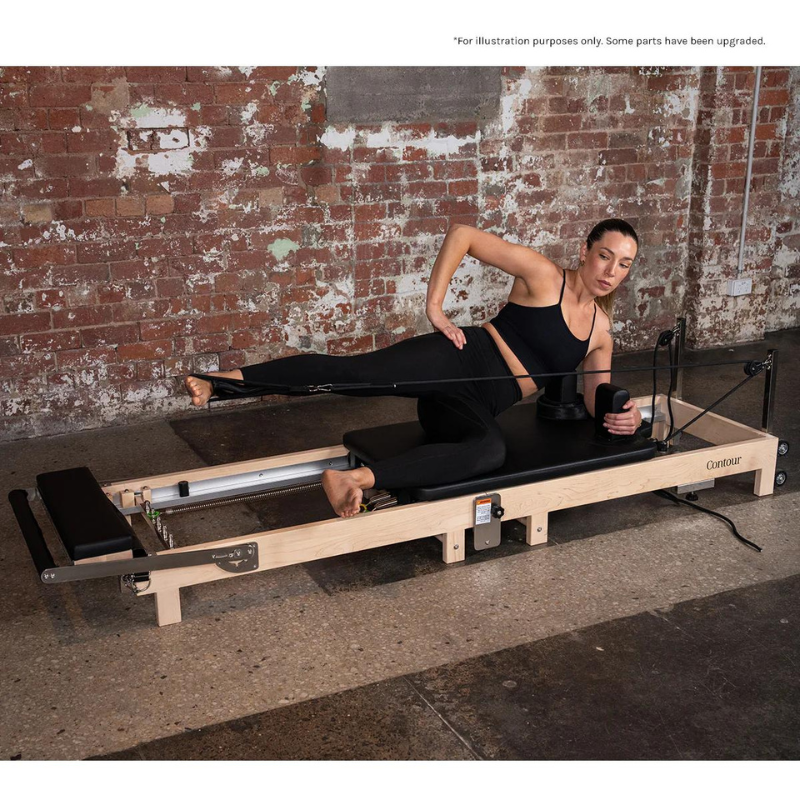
[
  {"left": 777, "top": 440, "right": 789, "bottom": 457},
  {"left": 775, "top": 470, "right": 787, "bottom": 487}
]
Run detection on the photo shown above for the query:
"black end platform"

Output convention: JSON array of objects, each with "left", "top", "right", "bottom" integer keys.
[
  {"left": 36, "top": 467, "right": 133, "bottom": 561},
  {"left": 343, "top": 403, "right": 657, "bottom": 501}
]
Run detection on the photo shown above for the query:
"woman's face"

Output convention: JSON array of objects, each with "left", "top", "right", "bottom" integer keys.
[{"left": 580, "top": 231, "right": 637, "bottom": 295}]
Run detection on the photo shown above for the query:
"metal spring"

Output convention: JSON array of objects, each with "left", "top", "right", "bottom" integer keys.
[
  {"left": 142, "top": 499, "right": 173, "bottom": 548},
  {"left": 164, "top": 481, "right": 322, "bottom": 515}
]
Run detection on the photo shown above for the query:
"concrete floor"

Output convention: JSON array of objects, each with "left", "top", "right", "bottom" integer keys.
[{"left": 1, "top": 328, "right": 797, "bottom": 760}]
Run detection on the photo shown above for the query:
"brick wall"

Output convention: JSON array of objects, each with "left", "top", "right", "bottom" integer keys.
[{"left": 1, "top": 66, "right": 798, "bottom": 441}]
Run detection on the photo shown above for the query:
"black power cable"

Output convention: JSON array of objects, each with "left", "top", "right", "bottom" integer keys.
[{"left": 652, "top": 489, "right": 762, "bottom": 552}]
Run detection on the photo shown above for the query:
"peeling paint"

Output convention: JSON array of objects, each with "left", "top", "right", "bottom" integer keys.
[
  {"left": 129, "top": 104, "right": 186, "bottom": 128},
  {"left": 320, "top": 126, "right": 357, "bottom": 151},
  {"left": 221, "top": 158, "right": 244, "bottom": 176},
  {"left": 292, "top": 67, "right": 326, "bottom": 87},
  {"left": 111, "top": 106, "right": 209, "bottom": 178},
  {"left": 268, "top": 238, "right": 300, "bottom": 261}
]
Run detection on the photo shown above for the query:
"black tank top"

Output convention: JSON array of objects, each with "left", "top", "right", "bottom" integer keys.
[{"left": 488, "top": 268, "right": 597, "bottom": 389}]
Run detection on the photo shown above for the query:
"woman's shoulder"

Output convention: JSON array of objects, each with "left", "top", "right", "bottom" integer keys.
[{"left": 510, "top": 257, "right": 564, "bottom": 302}]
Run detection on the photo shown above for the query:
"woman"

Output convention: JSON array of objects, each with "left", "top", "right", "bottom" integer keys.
[{"left": 185, "top": 218, "right": 642, "bottom": 518}]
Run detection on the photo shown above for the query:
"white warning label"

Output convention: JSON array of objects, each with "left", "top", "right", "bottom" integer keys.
[{"left": 475, "top": 497, "right": 492, "bottom": 526}]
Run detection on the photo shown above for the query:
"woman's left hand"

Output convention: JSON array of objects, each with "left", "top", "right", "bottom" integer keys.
[{"left": 603, "top": 399, "right": 642, "bottom": 436}]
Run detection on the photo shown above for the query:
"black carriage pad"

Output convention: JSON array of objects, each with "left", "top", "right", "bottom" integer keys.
[
  {"left": 343, "top": 403, "right": 657, "bottom": 502},
  {"left": 36, "top": 467, "right": 133, "bottom": 561}
]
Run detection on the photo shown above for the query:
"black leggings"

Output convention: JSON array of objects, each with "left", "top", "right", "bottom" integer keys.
[{"left": 239, "top": 326, "right": 522, "bottom": 490}]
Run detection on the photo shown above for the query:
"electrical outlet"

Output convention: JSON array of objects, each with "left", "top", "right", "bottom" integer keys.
[{"left": 726, "top": 278, "right": 752, "bottom": 296}]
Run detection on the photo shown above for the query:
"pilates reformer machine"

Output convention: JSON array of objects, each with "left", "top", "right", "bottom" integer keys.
[{"left": 9, "top": 318, "right": 790, "bottom": 626}]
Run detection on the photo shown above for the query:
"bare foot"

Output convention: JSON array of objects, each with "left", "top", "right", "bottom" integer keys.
[
  {"left": 185, "top": 375, "right": 214, "bottom": 407},
  {"left": 322, "top": 469, "right": 366, "bottom": 518},
  {"left": 184, "top": 369, "right": 245, "bottom": 407}
]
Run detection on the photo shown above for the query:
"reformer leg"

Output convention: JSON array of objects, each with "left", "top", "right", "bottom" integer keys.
[
  {"left": 753, "top": 457, "right": 777, "bottom": 497},
  {"left": 441, "top": 530, "right": 466, "bottom": 564},
  {"left": 155, "top": 588, "right": 182, "bottom": 626},
  {"left": 523, "top": 513, "right": 548, "bottom": 546}
]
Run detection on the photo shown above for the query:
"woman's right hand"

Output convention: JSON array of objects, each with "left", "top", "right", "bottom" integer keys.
[{"left": 427, "top": 307, "right": 466, "bottom": 350}]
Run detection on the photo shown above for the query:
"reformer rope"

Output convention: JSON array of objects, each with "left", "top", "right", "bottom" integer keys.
[{"left": 193, "top": 357, "right": 764, "bottom": 400}]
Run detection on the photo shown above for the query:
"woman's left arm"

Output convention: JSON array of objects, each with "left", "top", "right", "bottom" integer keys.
[{"left": 582, "top": 330, "right": 642, "bottom": 434}]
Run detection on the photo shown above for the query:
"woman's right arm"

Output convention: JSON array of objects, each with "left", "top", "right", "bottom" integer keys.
[{"left": 426, "top": 224, "right": 553, "bottom": 348}]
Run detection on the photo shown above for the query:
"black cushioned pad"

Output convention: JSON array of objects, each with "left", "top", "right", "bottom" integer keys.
[
  {"left": 343, "top": 403, "right": 657, "bottom": 502},
  {"left": 36, "top": 467, "right": 133, "bottom": 561}
]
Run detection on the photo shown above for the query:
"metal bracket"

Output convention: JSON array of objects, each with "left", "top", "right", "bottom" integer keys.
[
  {"left": 40, "top": 542, "right": 259, "bottom": 584},
  {"left": 676, "top": 478, "right": 715, "bottom": 494},
  {"left": 473, "top": 493, "right": 503, "bottom": 551}
]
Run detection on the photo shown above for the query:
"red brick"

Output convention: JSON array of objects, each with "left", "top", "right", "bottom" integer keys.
[
  {"left": 77, "top": 241, "right": 137, "bottom": 263},
  {"left": 68, "top": 177, "right": 124, "bottom": 198},
  {"left": 20, "top": 329, "right": 82, "bottom": 353},
  {"left": 60, "top": 67, "right": 125, "bottom": 83},
  {"left": 12, "top": 108, "right": 49, "bottom": 130},
  {"left": 29, "top": 84, "right": 92, "bottom": 107},
  {"left": 0, "top": 85, "right": 29, "bottom": 108},
  {"left": 401, "top": 218, "right": 449, "bottom": 237},
  {"left": 135, "top": 237, "right": 193, "bottom": 259},
  {"left": 269, "top": 145, "right": 321, "bottom": 164},
  {"left": 116, "top": 196, "right": 145, "bottom": 217},
  {"left": 481, "top": 156, "right": 512, "bottom": 172},
  {"left": 140, "top": 318, "right": 195, "bottom": 341},
  {"left": 126, "top": 67, "right": 187, "bottom": 83},
  {"left": 96, "top": 284, "right": 126, "bottom": 304},
  {"left": 154, "top": 84, "right": 215, "bottom": 105},
  {"left": 56, "top": 347, "right": 117, "bottom": 370},
  {"left": 214, "top": 84, "right": 270, "bottom": 104},
  {"left": 108, "top": 260, "right": 159, "bottom": 282},
  {"left": 117, "top": 340, "right": 173, "bottom": 360},
  {"left": 598, "top": 148, "right": 640, "bottom": 165},
  {"left": 12, "top": 245, "right": 76, "bottom": 270},
  {"left": 19, "top": 203, "right": 52, "bottom": 225},
  {"left": 51, "top": 200, "right": 83, "bottom": 221},
  {"left": 0, "top": 352, "right": 56, "bottom": 379},
  {"left": 300, "top": 165, "right": 331, "bottom": 185},
  {"left": 66, "top": 129, "right": 115, "bottom": 153},
  {"left": 353, "top": 203, "right": 387, "bottom": 222},
  {"left": 35, "top": 289, "right": 66, "bottom": 309},
  {"left": 0, "top": 311, "right": 51, "bottom": 336},
  {"left": 36, "top": 154, "right": 93, "bottom": 178},
  {"left": 52, "top": 304, "right": 115, "bottom": 329},
  {"left": 85, "top": 198, "right": 115, "bottom": 217},
  {"left": 49, "top": 263, "right": 109, "bottom": 286},
  {"left": 80, "top": 323, "right": 139, "bottom": 348},
  {"left": 448, "top": 179, "right": 478, "bottom": 197},
  {"left": 759, "top": 88, "right": 789, "bottom": 107},
  {"left": 46, "top": 108, "right": 82, "bottom": 130},
  {"left": 145, "top": 195, "right": 175, "bottom": 215}
]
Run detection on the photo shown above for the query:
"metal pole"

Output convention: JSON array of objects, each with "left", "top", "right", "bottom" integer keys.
[
  {"left": 674, "top": 316, "right": 686, "bottom": 401},
  {"left": 761, "top": 348, "right": 777, "bottom": 433},
  {"left": 738, "top": 66, "right": 762, "bottom": 275}
]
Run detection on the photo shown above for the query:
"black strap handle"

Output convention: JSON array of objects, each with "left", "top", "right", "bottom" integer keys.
[{"left": 8, "top": 489, "right": 56, "bottom": 580}]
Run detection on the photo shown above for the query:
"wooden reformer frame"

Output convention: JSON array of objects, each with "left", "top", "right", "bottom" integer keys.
[{"left": 11, "top": 319, "right": 783, "bottom": 627}]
